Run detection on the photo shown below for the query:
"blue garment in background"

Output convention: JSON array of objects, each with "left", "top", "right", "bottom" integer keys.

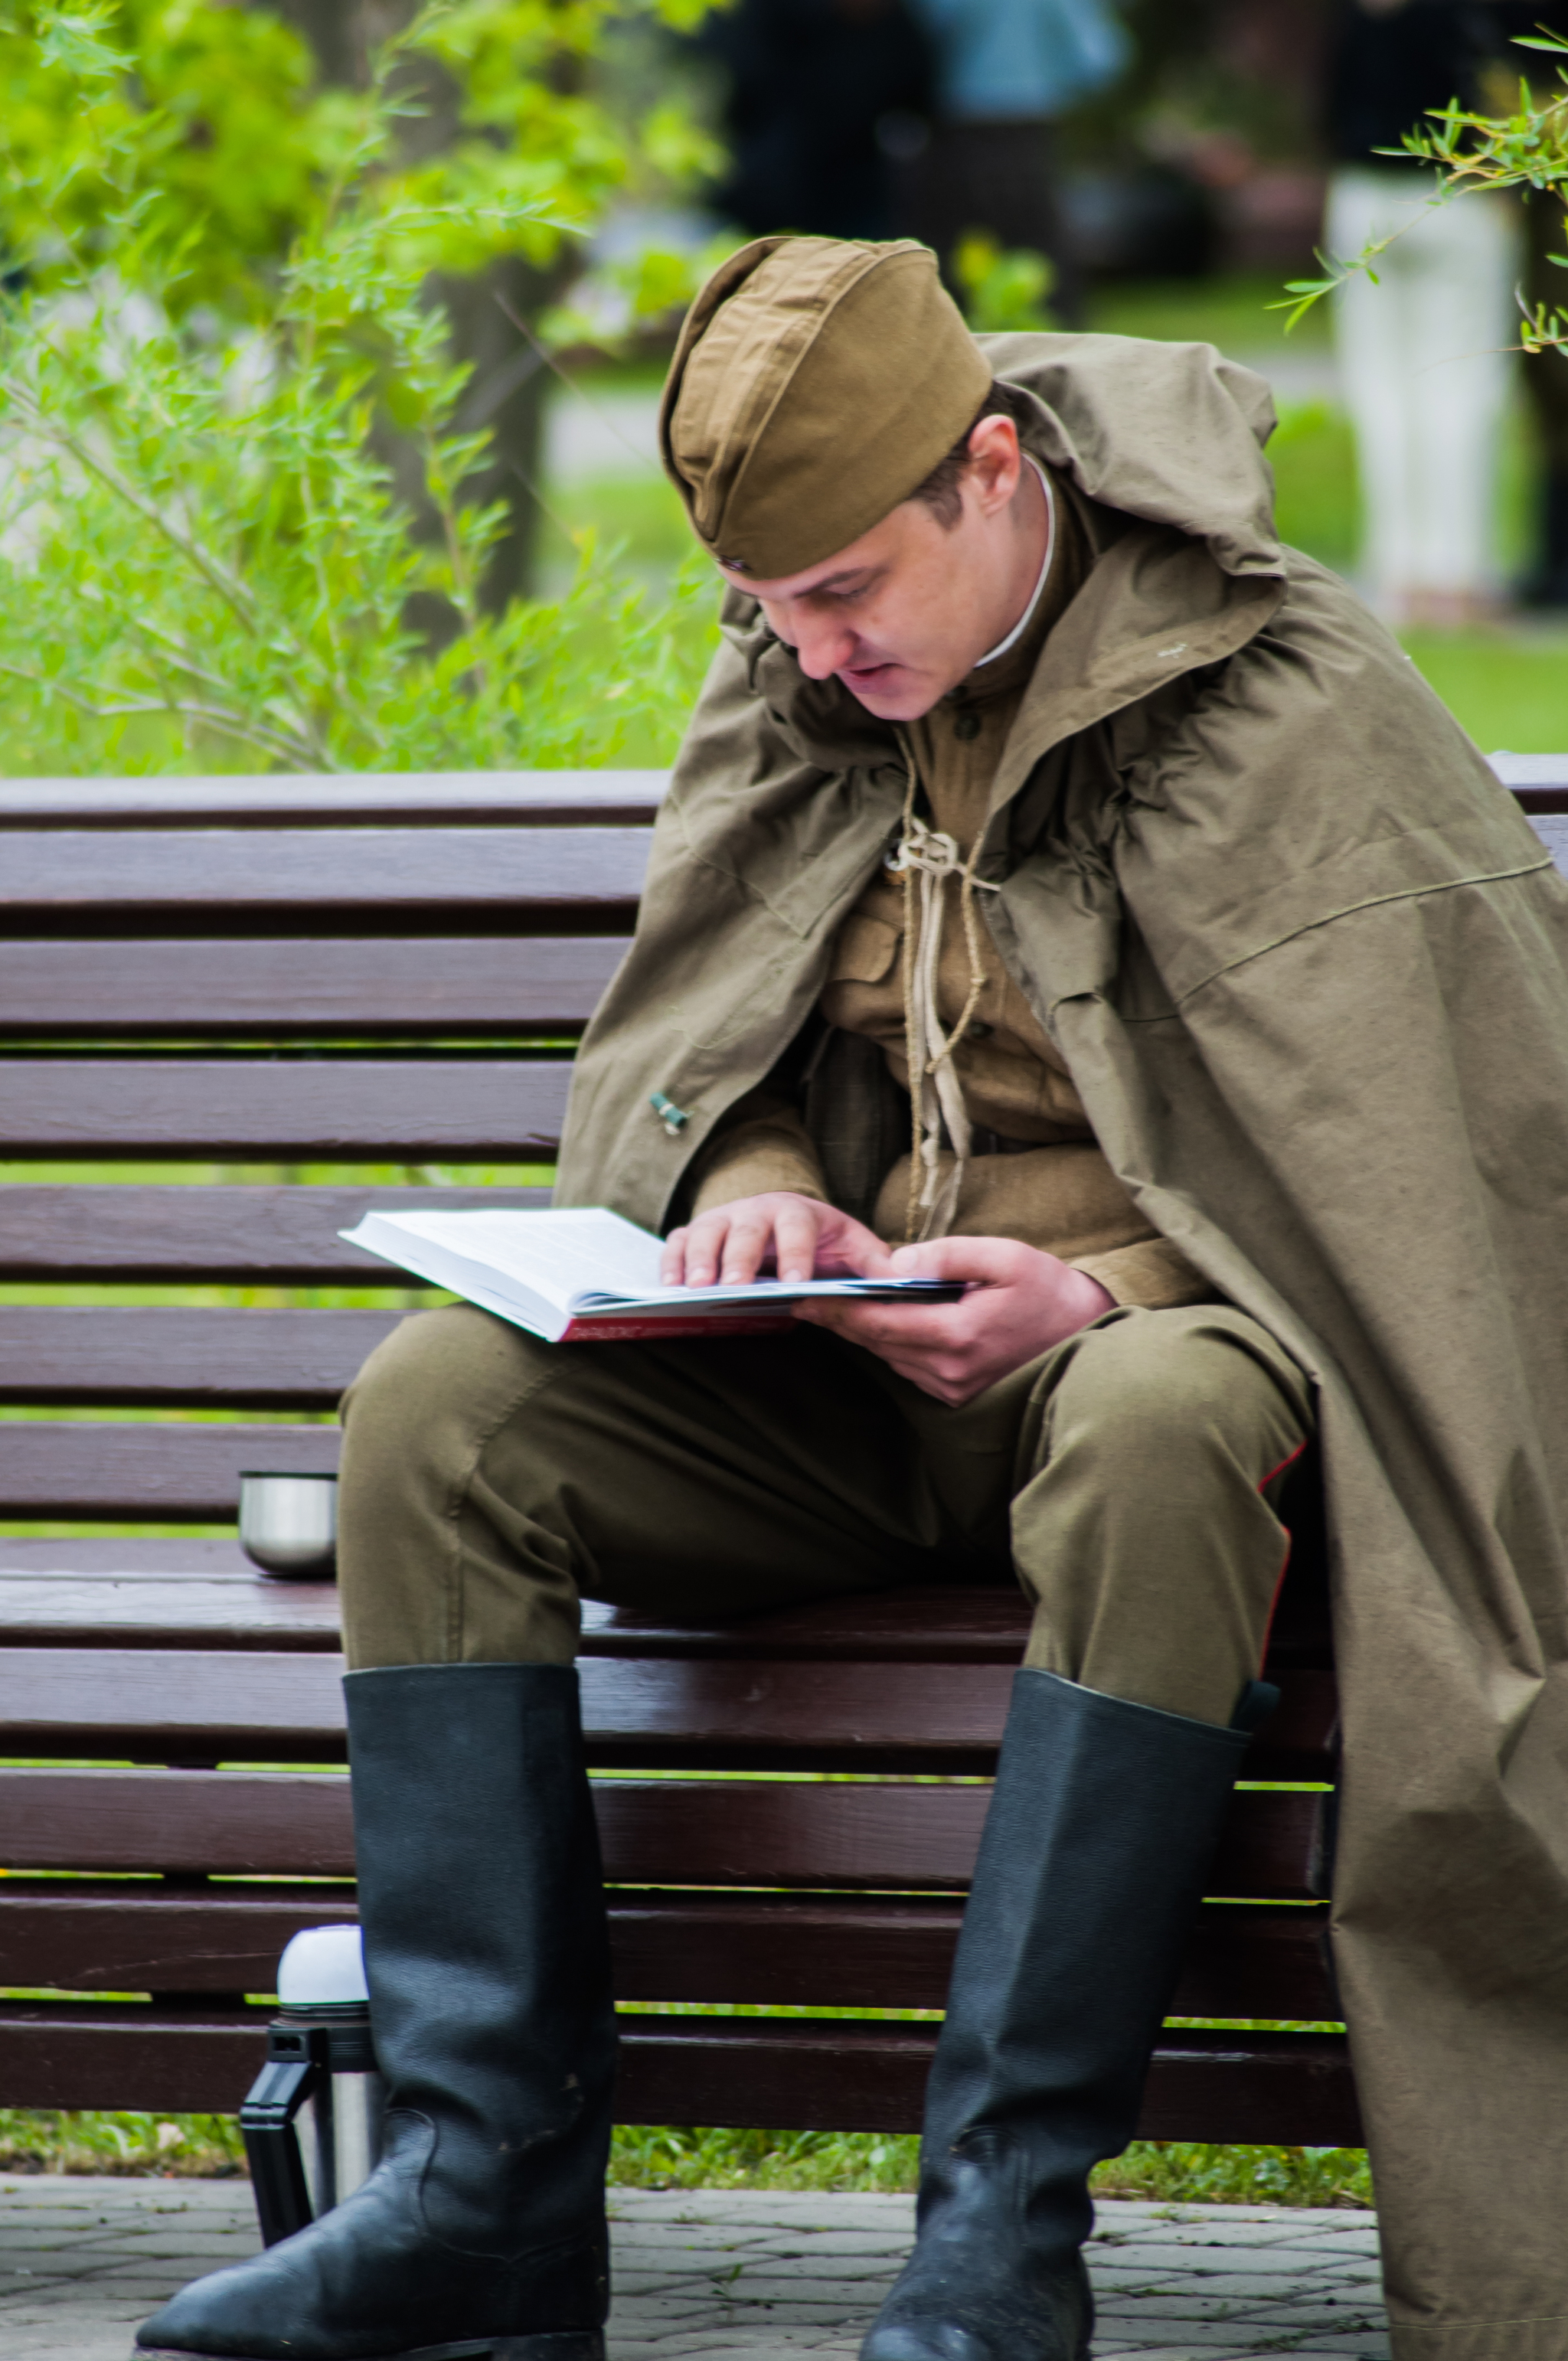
[{"left": 906, "top": 0, "right": 1129, "bottom": 120}]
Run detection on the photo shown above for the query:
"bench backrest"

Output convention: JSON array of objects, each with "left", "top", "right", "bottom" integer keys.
[{"left": 0, "top": 754, "right": 1560, "bottom": 2142}]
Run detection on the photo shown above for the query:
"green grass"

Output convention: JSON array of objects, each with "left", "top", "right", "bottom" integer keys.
[
  {"left": 1267, "top": 401, "right": 1359, "bottom": 573},
  {"left": 1083, "top": 276, "right": 1568, "bottom": 753},
  {"left": 1402, "top": 625, "right": 1568, "bottom": 753},
  {"left": 0, "top": 2110, "right": 1372, "bottom": 2208},
  {"left": 606, "top": 2125, "right": 1371, "bottom": 2208},
  {"left": 537, "top": 471, "right": 694, "bottom": 593},
  {"left": 1085, "top": 272, "right": 1333, "bottom": 358},
  {"left": 0, "top": 2109, "right": 247, "bottom": 2178}
]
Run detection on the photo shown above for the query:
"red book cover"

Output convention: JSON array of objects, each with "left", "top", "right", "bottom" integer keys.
[{"left": 558, "top": 1312, "right": 799, "bottom": 1341}]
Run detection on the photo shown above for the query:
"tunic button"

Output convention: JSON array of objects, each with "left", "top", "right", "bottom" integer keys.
[{"left": 953, "top": 710, "right": 981, "bottom": 741}]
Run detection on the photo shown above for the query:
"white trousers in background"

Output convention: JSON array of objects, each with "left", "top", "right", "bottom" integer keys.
[{"left": 1326, "top": 167, "right": 1519, "bottom": 618}]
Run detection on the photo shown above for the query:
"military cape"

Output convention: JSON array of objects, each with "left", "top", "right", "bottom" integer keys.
[{"left": 557, "top": 330, "right": 1568, "bottom": 2359}]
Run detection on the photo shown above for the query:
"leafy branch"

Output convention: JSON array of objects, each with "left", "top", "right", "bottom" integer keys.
[
  {"left": 0, "top": 0, "right": 720, "bottom": 776},
  {"left": 1273, "top": 28, "right": 1568, "bottom": 354}
]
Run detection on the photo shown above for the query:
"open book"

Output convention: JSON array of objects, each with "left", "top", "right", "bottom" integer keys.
[{"left": 341, "top": 1206, "right": 964, "bottom": 1343}]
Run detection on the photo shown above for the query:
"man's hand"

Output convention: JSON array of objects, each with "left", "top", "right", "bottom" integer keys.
[
  {"left": 661, "top": 1193, "right": 895, "bottom": 1287},
  {"left": 795, "top": 1235, "right": 1114, "bottom": 1406}
]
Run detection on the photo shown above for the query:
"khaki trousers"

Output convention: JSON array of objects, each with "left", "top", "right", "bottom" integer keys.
[{"left": 338, "top": 1303, "right": 1314, "bottom": 1729}]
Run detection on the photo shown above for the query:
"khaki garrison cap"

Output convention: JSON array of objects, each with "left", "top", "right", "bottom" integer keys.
[{"left": 660, "top": 236, "right": 994, "bottom": 582}]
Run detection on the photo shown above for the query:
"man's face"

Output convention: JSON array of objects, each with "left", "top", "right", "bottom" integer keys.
[{"left": 718, "top": 416, "right": 1044, "bottom": 723}]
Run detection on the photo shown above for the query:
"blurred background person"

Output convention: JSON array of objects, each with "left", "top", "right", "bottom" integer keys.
[
  {"left": 897, "top": 0, "right": 1130, "bottom": 318},
  {"left": 697, "top": 0, "right": 935, "bottom": 241},
  {"left": 1323, "top": 0, "right": 1521, "bottom": 625}
]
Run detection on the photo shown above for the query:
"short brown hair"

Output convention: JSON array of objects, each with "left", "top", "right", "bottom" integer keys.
[{"left": 909, "top": 384, "right": 1024, "bottom": 529}]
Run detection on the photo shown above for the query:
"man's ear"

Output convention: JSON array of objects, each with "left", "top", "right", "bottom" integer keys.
[{"left": 965, "top": 414, "right": 1023, "bottom": 517}]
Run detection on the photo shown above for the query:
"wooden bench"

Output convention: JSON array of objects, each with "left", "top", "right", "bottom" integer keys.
[{"left": 0, "top": 754, "right": 1562, "bottom": 2148}]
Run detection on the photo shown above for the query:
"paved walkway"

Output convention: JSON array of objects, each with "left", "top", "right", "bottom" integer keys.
[{"left": 0, "top": 2175, "right": 1390, "bottom": 2359}]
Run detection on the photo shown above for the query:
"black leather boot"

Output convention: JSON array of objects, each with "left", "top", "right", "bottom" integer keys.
[
  {"left": 136, "top": 1661, "right": 617, "bottom": 2361},
  {"left": 861, "top": 1668, "right": 1255, "bottom": 2361}
]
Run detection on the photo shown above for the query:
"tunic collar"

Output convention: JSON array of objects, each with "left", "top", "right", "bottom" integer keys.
[{"left": 971, "top": 460, "right": 1056, "bottom": 671}]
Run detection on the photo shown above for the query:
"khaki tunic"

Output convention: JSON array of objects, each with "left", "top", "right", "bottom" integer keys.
[
  {"left": 557, "top": 329, "right": 1568, "bottom": 2359},
  {"left": 690, "top": 473, "right": 1211, "bottom": 1308}
]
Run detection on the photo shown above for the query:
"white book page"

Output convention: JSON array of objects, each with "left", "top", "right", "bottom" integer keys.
[
  {"left": 355, "top": 1208, "right": 665, "bottom": 1312},
  {"left": 342, "top": 1208, "right": 966, "bottom": 1334}
]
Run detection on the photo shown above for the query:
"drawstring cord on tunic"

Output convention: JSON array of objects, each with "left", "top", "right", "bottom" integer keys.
[
  {"left": 888, "top": 764, "right": 1001, "bottom": 1245},
  {"left": 887, "top": 463, "right": 1054, "bottom": 1244}
]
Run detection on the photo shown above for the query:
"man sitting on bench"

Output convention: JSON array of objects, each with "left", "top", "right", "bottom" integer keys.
[{"left": 139, "top": 237, "right": 1568, "bottom": 2361}]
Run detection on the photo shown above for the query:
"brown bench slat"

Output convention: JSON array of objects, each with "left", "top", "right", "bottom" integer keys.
[
  {"left": 619, "top": 2020, "right": 1362, "bottom": 2145},
  {"left": 0, "top": 1882, "right": 1334, "bottom": 2017},
  {"left": 1494, "top": 754, "right": 1568, "bottom": 802},
  {"left": 1173, "top": 1903, "right": 1337, "bottom": 2021},
  {"left": 0, "top": 1576, "right": 342, "bottom": 1650},
  {"left": 0, "top": 1577, "right": 1038, "bottom": 1661},
  {"left": 0, "top": 1563, "right": 1331, "bottom": 1672},
  {"left": 0, "top": 1651, "right": 349, "bottom": 1761},
  {"left": 0, "top": 1308, "right": 401, "bottom": 1408},
  {"left": 607, "top": 1896, "right": 1337, "bottom": 2018},
  {"left": 596, "top": 1780, "right": 1322, "bottom": 1899},
  {"left": 581, "top": 1590, "right": 1037, "bottom": 1664},
  {"left": 0, "top": 2004, "right": 271, "bottom": 2112},
  {"left": 1, "top": 757, "right": 1549, "bottom": 818},
  {"left": 0, "top": 1424, "right": 340, "bottom": 1519},
  {"left": 0, "top": 1768, "right": 1323, "bottom": 1899},
  {"left": 0, "top": 1770, "right": 355, "bottom": 1875},
  {"left": 0, "top": 1059, "right": 570, "bottom": 1158},
  {"left": 0, "top": 939, "right": 629, "bottom": 1038},
  {"left": 0, "top": 1538, "right": 255, "bottom": 1572},
  {"left": 0, "top": 1572, "right": 1329, "bottom": 1675},
  {"left": 0, "top": 772, "right": 669, "bottom": 828},
  {"left": 0, "top": 1880, "right": 358, "bottom": 1994},
  {"left": 0, "top": 1648, "right": 1021, "bottom": 1769},
  {"left": 0, "top": 799, "right": 1547, "bottom": 918},
  {"left": 0, "top": 1647, "right": 1338, "bottom": 1778},
  {"left": 0, "top": 757, "right": 1546, "bottom": 826},
  {"left": 0, "top": 1576, "right": 1040, "bottom": 1663},
  {"left": 0, "top": 1184, "right": 553, "bottom": 1283},
  {"left": 0, "top": 829, "right": 650, "bottom": 923},
  {"left": 0, "top": 2003, "right": 1357, "bottom": 2141},
  {"left": 1138, "top": 2030, "right": 1359, "bottom": 2147},
  {"left": 583, "top": 1660, "right": 1333, "bottom": 1778}
]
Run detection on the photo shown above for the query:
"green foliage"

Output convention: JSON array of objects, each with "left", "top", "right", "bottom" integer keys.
[
  {"left": 1, "top": 0, "right": 720, "bottom": 311},
  {"left": 0, "top": 0, "right": 336, "bottom": 312},
  {"left": 952, "top": 233, "right": 1057, "bottom": 336},
  {"left": 609, "top": 2124, "right": 925, "bottom": 2193},
  {"left": 0, "top": 2111, "right": 1372, "bottom": 2209},
  {"left": 539, "top": 225, "right": 734, "bottom": 350},
  {"left": 1092, "top": 2141, "right": 1372, "bottom": 2210},
  {"left": 1276, "top": 27, "right": 1568, "bottom": 341},
  {"left": 605, "top": 2126, "right": 1371, "bottom": 2209},
  {"left": 0, "top": 2106, "right": 247, "bottom": 2176},
  {"left": 0, "top": 3, "right": 720, "bottom": 773}
]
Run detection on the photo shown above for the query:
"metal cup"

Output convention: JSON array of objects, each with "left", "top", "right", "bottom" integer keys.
[{"left": 237, "top": 1471, "right": 338, "bottom": 1580}]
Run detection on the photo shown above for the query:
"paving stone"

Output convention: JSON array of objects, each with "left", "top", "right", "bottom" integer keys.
[{"left": 0, "top": 2176, "right": 1394, "bottom": 2358}]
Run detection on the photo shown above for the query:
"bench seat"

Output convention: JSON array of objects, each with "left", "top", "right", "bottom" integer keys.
[{"left": 0, "top": 754, "right": 1559, "bottom": 2148}]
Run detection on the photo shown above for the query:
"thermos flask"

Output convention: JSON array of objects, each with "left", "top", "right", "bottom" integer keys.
[{"left": 240, "top": 1924, "right": 387, "bottom": 2247}]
